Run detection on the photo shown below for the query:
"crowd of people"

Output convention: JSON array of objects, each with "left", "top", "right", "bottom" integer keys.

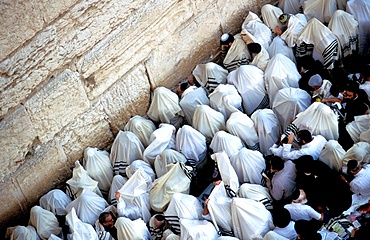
[{"left": 5, "top": 0, "right": 370, "bottom": 239}]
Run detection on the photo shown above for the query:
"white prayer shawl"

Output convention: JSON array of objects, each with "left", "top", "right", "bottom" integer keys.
[
  {"left": 147, "top": 87, "right": 181, "bottom": 123},
  {"left": 360, "top": 128, "right": 370, "bottom": 143},
  {"left": 268, "top": 36, "right": 297, "bottom": 64},
  {"left": 66, "top": 161, "right": 102, "bottom": 199},
  {"left": 164, "top": 193, "right": 203, "bottom": 222},
  {"left": 304, "top": 0, "right": 338, "bottom": 23},
  {"left": 251, "top": 109, "right": 281, "bottom": 156},
  {"left": 115, "top": 217, "right": 150, "bottom": 240},
  {"left": 238, "top": 183, "right": 273, "bottom": 210},
  {"left": 143, "top": 123, "right": 176, "bottom": 166},
  {"left": 65, "top": 189, "right": 108, "bottom": 226},
  {"left": 126, "top": 160, "right": 155, "bottom": 182},
  {"left": 8, "top": 226, "right": 38, "bottom": 240},
  {"left": 226, "top": 111, "right": 260, "bottom": 151},
  {"left": 110, "top": 130, "right": 144, "bottom": 176},
  {"left": 261, "top": 4, "right": 283, "bottom": 33},
  {"left": 148, "top": 214, "right": 165, "bottom": 240},
  {"left": 180, "top": 219, "right": 219, "bottom": 240},
  {"left": 154, "top": 149, "right": 187, "bottom": 178},
  {"left": 66, "top": 208, "right": 98, "bottom": 240},
  {"left": 217, "top": 237, "right": 239, "bottom": 240},
  {"left": 210, "top": 131, "right": 244, "bottom": 158},
  {"left": 342, "top": 142, "right": 370, "bottom": 173},
  {"left": 162, "top": 229, "right": 179, "bottom": 240},
  {"left": 231, "top": 198, "right": 273, "bottom": 240},
  {"left": 328, "top": 10, "right": 359, "bottom": 59},
  {"left": 297, "top": 18, "right": 338, "bottom": 69},
  {"left": 179, "top": 87, "right": 209, "bottom": 125},
  {"left": 346, "top": 0, "right": 370, "bottom": 55},
  {"left": 279, "top": 0, "right": 305, "bottom": 14},
  {"left": 84, "top": 147, "right": 113, "bottom": 193},
  {"left": 150, "top": 163, "right": 192, "bottom": 212},
  {"left": 264, "top": 54, "right": 300, "bottom": 105},
  {"left": 272, "top": 88, "right": 311, "bottom": 131},
  {"left": 108, "top": 175, "right": 128, "bottom": 205},
  {"left": 192, "top": 105, "right": 226, "bottom": 140},
  {"left": 117, "top": 168, "right": 152, "bottom": 222},
  {"left": 29, "top": 206, "right": 62, "bottom": 240},
  {"left": 39, "top": 189, "right": 72, "bottom": 216},
  {"left": 251, "top": 47, "right": 270, "bottom": 71},
  {"left": 227, "top": 65, "right": 269, "bottom": 116},
  {"left": 264, "top": 231, "right": 289, "bottom": 240},
  {"left": 242, "top": 11, "right": 273, "bottom": 50},
  {"left": 192, "top": 62, "right": 228, "bottom": 93},
  {"left": 176, "top": 125, "right": 206, "bottom": 162},
  {"left": 230, "top": 148, "right": 266, "bottom": 185},
  {"left": 292, "top": 102, "right": 339, "bottom": 140},
  {"left": 124, "top": 115, "right": 156, "bottom": 148},
  {"left": 318, "top": 140, "right": 345, "bottom": 172},
  {"left": 211, "top": 151, "right": 240, "bottom": 197},
  {"left": 209, "top": 84, "right": 243, "bottom": 120},
  {"left": 48, "top": 234, "right": 62, "bottom": 240},
  {"left": 223, "top": 38, "right": 250, "bottom": 72},
  {"left": 207, "top": 182, "right": 233, "bottom": 236},
  {"left": 281, "top": 14, "right": 307, "bottom": 48},
  {"left": 346, "top": 113, "right": 370, "bottom": 144}
]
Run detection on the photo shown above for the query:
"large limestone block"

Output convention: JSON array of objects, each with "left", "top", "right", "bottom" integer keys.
[
  {"left": 97, "top": 64, "right": 150, "bottom": 136},
  {"left": 0, "top": 0, "right": 149, "bottom": 118},
  {"left": 0, "top": 106, "right": 37, "bottom": 181},
  {"left": 0, "top": 181, "right": 26, "bottom": 230},
  {"left": 24, "top": 69, "right": 90, "bottom": 144},
  {"left": 0, "top": 0, "right": 79, "bottom": 61},
  {"left": 56, "top": 104, "right": 114, "bottom": 164}
]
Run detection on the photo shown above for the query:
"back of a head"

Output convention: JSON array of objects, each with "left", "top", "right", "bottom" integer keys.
[
  {"left": 298, "top": 130, "right": 312, "bottom": 143},
  {"left": 272, "top": 208, "right": 291, "bottom": 228},
  {"left": 270, "top": 156, "right": 284, "bottom": 171},
  {"left": 295, "top": 155, "right": 314, "bottom": 173},
  {"left": 278, "top": 14, "right": 289, "bottom": 25},
  {"left": 347, "top": 159, "right": 359, "bottom": 175},
  {"left": 344, "top": 81, "right": 359, "bottom": 94},
  {"left": 295, "top": 220, "right": 322, "bottom": 239},
  {"left": 220, "top": 33, "right": 234, "bottom": 45},
  {"left": 247, "top": 42, "right": 262, "bottom": 54}
]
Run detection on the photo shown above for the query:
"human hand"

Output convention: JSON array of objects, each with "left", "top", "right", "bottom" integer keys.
[
  {"left": 115, "top": 191, "right": 121, "bottom": 200},
  {"left": 287, "top": 133, "right": 294, "bottom": 144}
]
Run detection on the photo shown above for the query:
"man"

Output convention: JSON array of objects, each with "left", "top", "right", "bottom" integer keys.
[
  {"left": 264, "top": 156, "right": 296, "bottom": 203},
  {"left": 247, "top": 42, "right": 269, "bottom": 71},
  {"left": 99, "top": 211, "right": 118, "bottom": 240},
  {"left": 272, "top": 208, "right": 298, "bottom": 240},
  {"left": 347, "top": 160, "right": 370, "bottom": 199},
  {"left": 220, "top": 32, "right": 250, "bottom": 72},
  {"left": 359, "top": 67, "right": 370, "bottom": 102},
  {"left": 343, "top": 81, "right": 370, "bottom": 124},
  {"left": 275, "top": 13, "right": 306, "bottom": 48},
  {"left": 284, "top": 189, "right": 324, "bottom": 221},
  {"left": 270, "top": 129, "right": 327, "bottom": 161}
]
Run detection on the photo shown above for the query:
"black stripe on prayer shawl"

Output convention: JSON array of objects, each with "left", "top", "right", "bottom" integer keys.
[
  {"left": 113, "top": 162, "right": 129, "bottom": 177},
  {"left": 259, "top": 197, "right": 273, "bottom": 210},
  {"left": 164, "top": 215, "right": 181, "bottom": 235},
  {"left": 225, "top": 184, "right": 237, "bottom": 198},
  {"left": 65, "top": 184, "right": 77, "bottom": 200},
  {"left": 179, "top": 162, "right": 193, "bottom": 180},
  {"left": 110, "top": 198, "right": 117, "bottom": 207},
  {"left": 295, "top": 42, "right": 314, "bottom": 58},
  {"left": 224, "top": 58, "right": 249, "bottom": 72},
  {"left": 323, "top": 39, "right": 338, "bottom": 69},
  {"left": 247, "top": 142, "right": 260, "bottom": 151},
  {"left": 342, "top": 36, "right": 358, "bottom": 57},
  {"left": 148, "top": 226, "right": 164, "bottom": 240},
  {"left": 250, "top": 94, "right": 269, "bottom": 115},
  {"left": 218, "top": 226, "right": 234, "bottom": 237}
]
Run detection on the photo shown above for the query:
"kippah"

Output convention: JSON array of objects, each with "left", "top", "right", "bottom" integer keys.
[
  {"left": 308, "top": 74, "right": 323, "bottom": 87},
  {"left": 221, "top": 33, "right": 230, "bottom": 42},
  {"left": 279, "top": 14, "right": 288, "bottom": 24},
  {"left": 220, "top": 33, "right": 234, "bottom": 45}
]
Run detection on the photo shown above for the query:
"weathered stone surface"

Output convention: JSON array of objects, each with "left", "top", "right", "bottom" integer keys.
[
  {"left": 0, "top": 0, "right": 79, "bottom": 61},
  {"left": 56, "top": 104, "right": 114, "bottom": 164},
  {"left": 0, "top": 139, "right": 69, "bottom": 229},
  {"left": 24, "top": 69, "right": 90, "bottom": 144},
  {"left": 0, "top": 106, "right": 37, "bottom": 181},
  {"left": 97, "top": 64, "right": 151, "bottom": 136}
]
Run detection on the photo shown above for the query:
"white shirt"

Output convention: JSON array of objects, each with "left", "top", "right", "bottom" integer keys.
[
  {"left": 359, "top": 81, "right": 370, "bottom": 102},
  {"left": 270, "top": 135, "right": 327, "bottom": 160},
  {"left": 350, "top": 166, "right": 370, "bottom": 198},
  {"left": 284, "top": 203, "right": 321, "bottom": 221},
  {"left": 273, "top": 221, "right": 298, "bottom": 240},
  {"left": 267, "top": 160, "right": 296, "bottom": 201}
]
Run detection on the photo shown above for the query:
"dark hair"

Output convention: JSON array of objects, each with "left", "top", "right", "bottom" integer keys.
[
  {"left": 344, "top": 81, "right": 359, "bottom": 94},
  {"left": 272, "top": 208, "right": 291, "bottom": 228},
  {"left": 347, "top": 159, "right": 359, "bottom": 174},
  {"left": 179, "top": 81, "right": 189, "bottom": 92},
  {"left": 295, "top": 220, "right": 322, "bottom": 238},
  {"left": 270, "top": 156, "right": 284, "bottom": 171},
  {"left": 295, "top": 155, "right": 314, "bottom": 173},
  {"left": 155, "top": 214, "right": 165, "bottom": 221},
  {"left": 247, "top": 42, "right": 262, "bottom": 54},
  {"left": 329, "top": 84, "right": 340, "bottom": 97},
  {"left": 291, "top": 189, "right": 301, "bottom": 201},
  {"left": 298, "top": 130, "right": 312, "bottom": 144},
  {"left": 99, "top": 212, "right": 112, "bottom": 224}
]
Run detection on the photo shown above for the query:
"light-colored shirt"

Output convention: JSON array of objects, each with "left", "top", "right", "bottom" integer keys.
[
  {"left": 267, "top": 160, "right": 296, "bottom": 201},
  {"left": 284, "top": 203, "right": 321, "bottom": 221},
  {"left": 273, "top": 221, "right": 298, "bottom": 240},
  {"left": 270, "top": 135, "right": 327, "bottom": 160},
  {"left": 359, "top": 81, "right": 370, "bottom": 102},
  {"left": 350, "top": 166, "right": 370, "bottom": 198}
]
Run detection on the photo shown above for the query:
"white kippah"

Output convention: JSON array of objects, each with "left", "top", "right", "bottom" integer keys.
[
  {"left": 308, "top": 74, "right": 323, "bottom": 87},
  {"left": 221, "top": 33, "right": 230, "bottom": 42}
]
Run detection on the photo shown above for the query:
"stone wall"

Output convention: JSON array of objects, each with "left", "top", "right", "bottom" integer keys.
[{"left": 0, "top": 0, "right": 273, "bottom": 230}]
